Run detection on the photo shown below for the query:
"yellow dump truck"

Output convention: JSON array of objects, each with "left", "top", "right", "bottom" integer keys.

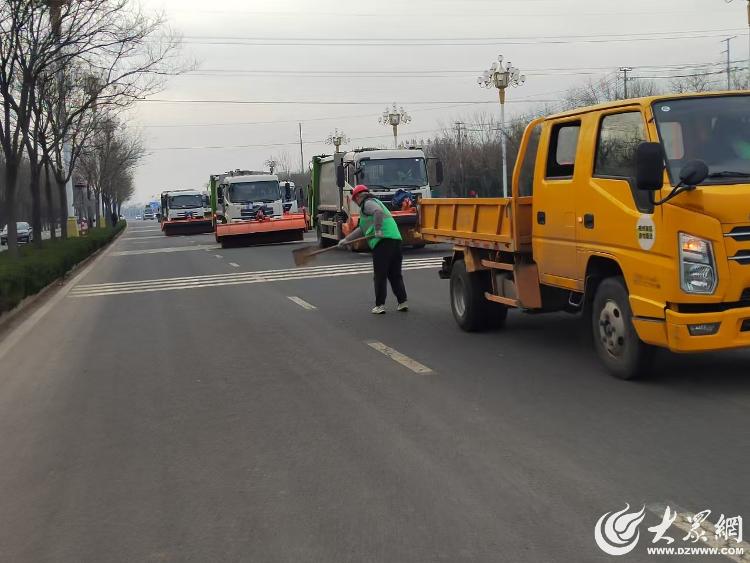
[{"left": 421, "top": 91, "right": 750, "bottom": 379}]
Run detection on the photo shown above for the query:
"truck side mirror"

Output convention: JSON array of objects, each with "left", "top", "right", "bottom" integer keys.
[
  {"left": 433, "top": 160, "right": 444, "bottom": 187},
  {"left": 636, "top": 142, "right": 665, "bottom": 191},
  {"left": 336, "top": 164, "right": 345, "bottom": 189},
  {"left": 284, "top": 182, "right": 292, "bottom": 201},
  {"left": 217, "top": 186, "right": 224, "bottom": 204},
  {"left": 678, "top": 159, "right": 709, "bottom": 187}
]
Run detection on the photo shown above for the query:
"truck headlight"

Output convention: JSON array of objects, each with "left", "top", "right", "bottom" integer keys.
[{"left": 679, "top": 233, "right": 717, "bottom": 294}]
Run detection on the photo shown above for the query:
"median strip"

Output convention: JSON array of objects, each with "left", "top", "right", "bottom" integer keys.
[{"left": 366, "top": 341, "right": 433, "bottom": 374}]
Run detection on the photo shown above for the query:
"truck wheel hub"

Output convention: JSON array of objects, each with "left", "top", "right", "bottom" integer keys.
[
  {"left": 599, "top": 301, "right": 626, "bottom": 358},
  {"left": 452, "top": 277, "right": 466, "bottom": 316}
]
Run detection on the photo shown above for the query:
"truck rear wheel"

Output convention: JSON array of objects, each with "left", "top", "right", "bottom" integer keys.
[
  {"left": 591, "top": 276, "right": 654, "bottom": 380},
  {"left": 450, "top": 260, "right": 506, "bottom": 331}
]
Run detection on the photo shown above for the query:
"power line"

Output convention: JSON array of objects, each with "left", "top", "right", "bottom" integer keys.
[{"left": 137, "top": 98, "right": 560, "bottom": 106}]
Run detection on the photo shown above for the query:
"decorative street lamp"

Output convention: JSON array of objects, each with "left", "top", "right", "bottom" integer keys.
[
  {"left": 478, "top": 55, "right": 525, "bottom": 197},
  {"left": 379, "top": 103, "right": 411, "bottom": 149},
  {"left": 325, "top": 129, "right": 350, "bottom": 153}
]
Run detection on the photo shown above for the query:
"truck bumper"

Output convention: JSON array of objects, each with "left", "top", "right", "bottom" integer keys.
[
  {"left": 650, "top": 306, "right": 750, "bottom": 353},
  {"left": 633, "top": 307, "right": 750, "bottom": 353}
]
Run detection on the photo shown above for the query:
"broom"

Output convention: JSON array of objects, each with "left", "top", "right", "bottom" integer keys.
[{"left": 292, "top": 236, "right": 370, "bottom": 267}]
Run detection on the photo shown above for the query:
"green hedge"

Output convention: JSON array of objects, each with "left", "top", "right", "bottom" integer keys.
[{"left": 0, "top": 221, "right": 126, "bottom": 314}]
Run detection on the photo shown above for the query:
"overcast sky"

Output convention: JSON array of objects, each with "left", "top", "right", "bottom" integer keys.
[{"left": 128, "top": 0, "right": 747, "bottom": 204}]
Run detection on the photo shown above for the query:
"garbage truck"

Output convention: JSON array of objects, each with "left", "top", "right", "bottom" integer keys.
[
  {"left": 416, "top": 91, "right": 750, "bottom": 380},
  {"left": 310, "top": 148, "right": 443, "bottom": 250},
  {"left": 160, "top": 189, "right": 212, "bottom": 235},
  {"left": 208, "top": 170, "right": 307, "bottom": 247}
]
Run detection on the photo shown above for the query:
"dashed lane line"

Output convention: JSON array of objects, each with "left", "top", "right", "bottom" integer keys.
[
  {"left": 229, "top": 262, "right": 240, "bottom": 268},
  {"left": 287, "top": 296, "right": 317, "bottom": 310},
  {"left": 215, "top": 254, "right": 223, "bottom": 259},
  {"left": 366, "top": 341, "right": 433, "bottom": 374}
]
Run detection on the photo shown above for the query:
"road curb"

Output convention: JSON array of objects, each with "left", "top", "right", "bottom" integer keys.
[{"left": 0, "top": 225, "right": 126, "bottom": 338}]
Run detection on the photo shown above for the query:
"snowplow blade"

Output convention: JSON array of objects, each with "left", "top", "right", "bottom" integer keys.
[
  {"left": 162, "top": 218, "right": 214, "bottom": 236},
  {"left": 215, "top": 213, "right": 307, "bottom": 247}
]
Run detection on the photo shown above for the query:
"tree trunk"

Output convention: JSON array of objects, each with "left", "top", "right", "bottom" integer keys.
[
  {"left": 44, "top": 162, "right": 57, "bottom": 241},
  {"left": 57, "top": 178, "right": 68, "bottom": 239},
  {"left": 29, "top": 163, "right": 43, "bottom": 249},
  {"left": 94, "top": 190, "right": 101, "bottom": 227},
  {"left": 4, "top": 162, "right": 19, "bottom": 258}
]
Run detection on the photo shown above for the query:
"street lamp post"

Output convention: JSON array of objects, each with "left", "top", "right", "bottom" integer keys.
[
  {"left": 325, "top": 129, "right": 350, "bottom": 153},
  {"left": 379, "top": 103, "right": 411, "bottom": 149},
  {"left": 725, "top": 0, "right": 750, "bottom": 81},
  {"left": 478, "top": 55, "right": 525, "bottom": 197}
]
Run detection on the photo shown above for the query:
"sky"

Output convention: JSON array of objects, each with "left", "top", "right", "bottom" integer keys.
[{"left": 127, "top": 0, "right": 749, "bottom": 204}]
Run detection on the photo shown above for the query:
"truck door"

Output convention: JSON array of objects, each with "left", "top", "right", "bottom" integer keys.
[
  {"left": 578, "top": 109, "right": 657, "bottom": 274},
  {"left": 533, "top": 119, "right": 582, "bottom": 282}
]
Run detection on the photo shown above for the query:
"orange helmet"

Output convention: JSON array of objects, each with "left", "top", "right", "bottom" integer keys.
[{"left": 351, "top": 184, "right": 370, "bottom": 199}]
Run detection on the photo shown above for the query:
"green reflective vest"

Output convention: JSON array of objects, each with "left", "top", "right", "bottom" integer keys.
[{"left": 358, "top": 197, "right": 402, "bottom": 249}]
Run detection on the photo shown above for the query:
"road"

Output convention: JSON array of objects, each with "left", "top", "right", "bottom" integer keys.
[{"left": 0, "top": 220, "right": 747, "bottom": 562}]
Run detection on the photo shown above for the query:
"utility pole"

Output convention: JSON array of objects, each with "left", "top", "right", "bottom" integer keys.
[
  {"left": 454, "top": 121, "right": 466, "bottom": 196},
  {"left": 298, "top": 123, "right": 304, "bottom": 173},
  {"left": 722, "top": 36, "right": 737, "bottom": 89},
  {"left": 619, "top": 67, "right": 633, "bottom": 99}
]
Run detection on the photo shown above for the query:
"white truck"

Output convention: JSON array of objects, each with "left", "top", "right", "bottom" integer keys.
[
  {"left": 160, "top": 189, "right": 212, "bottom": 235},
  {"left": 311, "top": 148, "right": 443, "bottom": 249},
  {"left": 212, "top": 172, "right": 307, "bottom": 246}
]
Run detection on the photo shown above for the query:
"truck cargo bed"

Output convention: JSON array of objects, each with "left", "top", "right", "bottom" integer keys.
[{"left": 419, "top": 197, "right": 532, "bottom": 252}]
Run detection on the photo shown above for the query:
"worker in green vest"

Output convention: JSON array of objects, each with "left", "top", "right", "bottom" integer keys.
[{"left": 339, "top": 184, "right": 408, "bottom": 314}]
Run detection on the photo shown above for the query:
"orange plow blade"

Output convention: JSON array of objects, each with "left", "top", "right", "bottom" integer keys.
[{"left": 215, "top": 213, "right": 307, "bottom": 247}]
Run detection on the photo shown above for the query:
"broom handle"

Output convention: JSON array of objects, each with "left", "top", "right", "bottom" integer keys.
[{"left": 307, "top": 236, "right": 370, "bottom": 258}]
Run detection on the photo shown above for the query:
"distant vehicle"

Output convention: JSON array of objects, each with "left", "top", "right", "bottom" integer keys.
[
  {"left": 143, "top": 209, "right": 155, "bottom": 220},
  {"left": 1, "top": 222, "right": 33, "bottom": 245},
  {"left": 135, "top": 215, "right": 142, "bottom": 220},
  {"left": 159, "top": 189, "right": 213, "bottom": 235},
  {"left": 208, "top": 171, "right": 307, "bottom": 247}
]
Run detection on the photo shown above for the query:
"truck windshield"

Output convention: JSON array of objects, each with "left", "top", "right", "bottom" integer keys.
[
  {"left": 169, "top": 194, "right": 203, "bottom": 208},
  {"left": 228, "top": 181, "right": 281, "bottom": 203},
  {"left": 652, "top": 95, "right": 750, "bottom": 185},
  {"left": 357, "top": 158, "right": 428, "bottom": 189}
]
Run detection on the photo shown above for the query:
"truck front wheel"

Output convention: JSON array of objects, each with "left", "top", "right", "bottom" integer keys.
[
  {"left": 591, "top": 276, "right": 653, "bottom": 380},
  {"left": 450, "top": 260, "right": 506, "bottom": 331}
]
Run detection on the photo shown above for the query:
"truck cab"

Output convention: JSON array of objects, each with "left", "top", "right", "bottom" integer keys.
[
  {"left": 313, "top": 148, "right": 442, "bottom": 248},
  {"left": 219, "top": 174, "right": 298, "bottom": 223},
  {"left": 421, "top": 91, "right": 750, "bottom": 379}
]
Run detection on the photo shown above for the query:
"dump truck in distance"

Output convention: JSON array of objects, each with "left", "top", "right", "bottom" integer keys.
[
  {"left": 311, "top": 148, "right": 443, "bottom": 249},
  {"left": 160, "top": 189, "right": 212, "bottom": 235},
  {"left": 420, "top": 91, "right": 750, "bottom": 380},
  {"left": 209, "top": 170, "right": 307, "bottom": 247}
]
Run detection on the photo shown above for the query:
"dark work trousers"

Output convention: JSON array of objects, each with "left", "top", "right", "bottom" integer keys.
[{"left": 372, "top": 238, "right": 407, "bottom": 306}]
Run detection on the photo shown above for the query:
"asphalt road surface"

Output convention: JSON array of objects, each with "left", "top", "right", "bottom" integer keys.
[{"left": 0, "top": 221, "right": 747, "bottom": 562}]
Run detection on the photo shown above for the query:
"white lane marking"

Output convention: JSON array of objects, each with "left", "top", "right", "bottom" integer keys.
[
  {"left": 110, "top": 244, "right": 218, "bottom": 256},
  {"left": 119, "top": 235, "right": 166, "bottom": 240},
  {"left": 0, "top": 238, "right": 116, "bottom": 362},
  {"left": 214, "top": 254, "right": 223, "bottom": 259},
  {"left": 72, "top": 257, "right": 442, "bottom": 291},
  {"left": 287, "top": 296, "right": 317, "bottom": 310},
  {"left": 367, "top": 341, "right": 433, "bottom": 374},
  {"left": 229, "top": 262, "right": 240, "bottom": 268},
  {"left": 646, "top": 504, "right": 749, "bottom": 562},
  {"left": 70, "top": 262, "right": 442, "bottom": 297}
]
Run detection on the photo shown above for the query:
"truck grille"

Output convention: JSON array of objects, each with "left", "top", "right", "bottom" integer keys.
[
  {"left": 726, "top": 226, "right": 750, "bottom": 242},
  {"left": 729, "top": 250, "right": 750, "bottom": 265}
]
